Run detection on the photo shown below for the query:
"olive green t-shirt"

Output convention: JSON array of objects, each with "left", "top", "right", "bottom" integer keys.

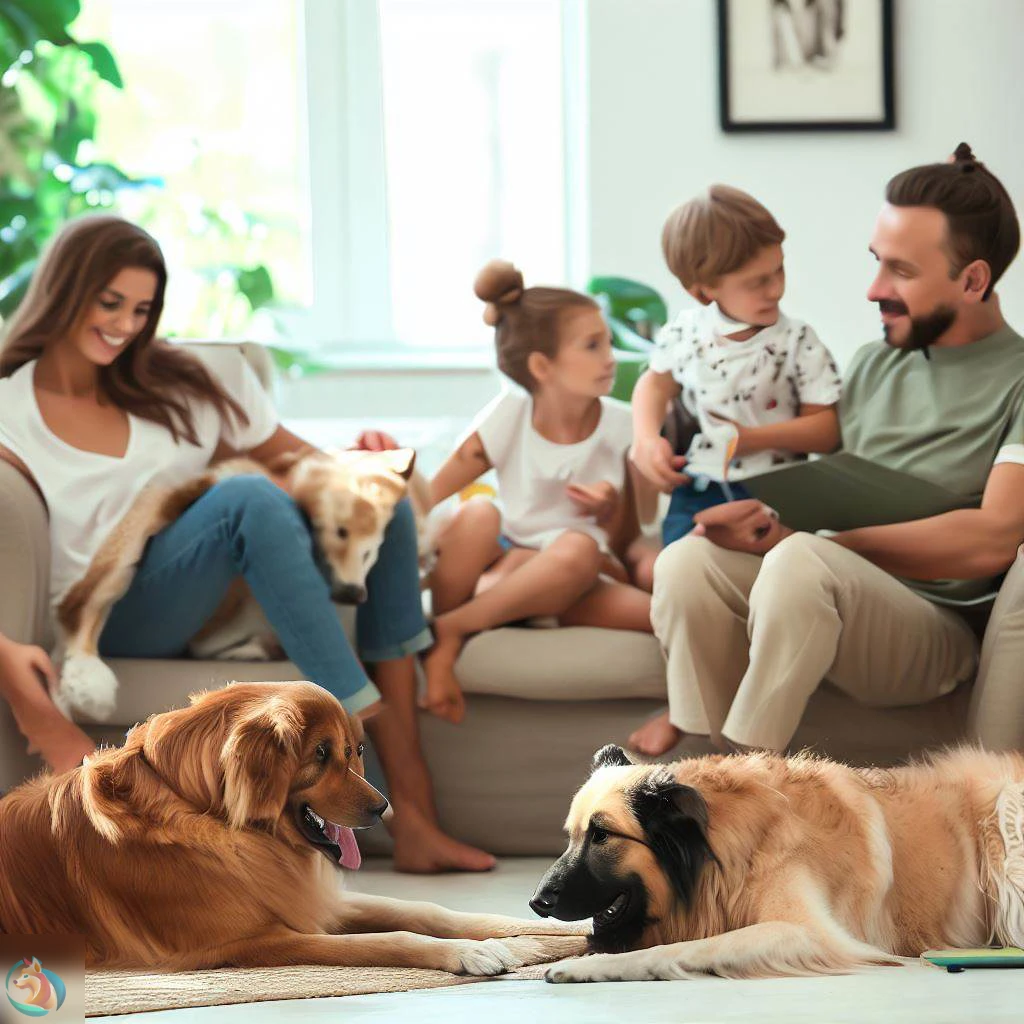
[{"left": 839, "top": 325, "right": 1024, "bottom": 603}]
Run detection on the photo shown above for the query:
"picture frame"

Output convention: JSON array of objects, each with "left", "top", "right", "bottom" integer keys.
[{"left": 718, "top": 0, "right": 895, "bottom": 133}]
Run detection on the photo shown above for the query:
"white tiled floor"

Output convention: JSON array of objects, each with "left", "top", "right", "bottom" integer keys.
[{"left": 92, "top": 858, "right": 1022, "bottom": 1024}]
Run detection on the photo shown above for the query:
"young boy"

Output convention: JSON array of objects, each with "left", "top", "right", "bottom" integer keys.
[
  {"left": 631, "top": 184, "right": 842, "bottom": 546},
  {"left": 629, "top": 185, "right": 842, "bottom": 757}
]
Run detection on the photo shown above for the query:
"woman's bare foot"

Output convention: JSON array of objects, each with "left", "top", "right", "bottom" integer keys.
[
  {"left": 390, "top": 804, "right": 497, "bottom": 873},
  {"left": 627, "top": 709, "right": 682, "bottom": 758}
]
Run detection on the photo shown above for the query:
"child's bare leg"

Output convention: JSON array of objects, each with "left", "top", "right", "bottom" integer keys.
[
  {"left": 474, "top": 548, "right": 535, "bottom": 598},
  {"left": 627, "top": 709, "right": 682, "bottom": 759},
  {"left": 430, "top": 499, "right": 504, "bottom": 615},
  {"left": 624, "top": 536, "right": 661, "bottom": 594},
  {"left": 558, "top": 580, "right": 652, "bottom": 632},
  {"left": 424, "top": 532, "right": 603, "bottom": 701}
]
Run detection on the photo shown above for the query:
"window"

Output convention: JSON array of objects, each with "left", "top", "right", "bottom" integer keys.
[
  {"left": 73, "top": 0, "right": 308, "bottom": 340},
  {"left": 377, "top": 0, "right": 568, "bottom": 350},
  {"left": 71, "top": 0, "right": 579, "bottom": 356}
]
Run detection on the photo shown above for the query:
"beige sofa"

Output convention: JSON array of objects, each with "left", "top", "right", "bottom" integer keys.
[{"left": 2, "top": 341, "right": 1022, "bottom": 856}]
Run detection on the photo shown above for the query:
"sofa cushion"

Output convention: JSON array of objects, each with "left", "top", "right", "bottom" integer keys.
[{"left": 454, "top": 627, "right": 666, "bottom": 700}]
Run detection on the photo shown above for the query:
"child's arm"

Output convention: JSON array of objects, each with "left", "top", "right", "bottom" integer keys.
[
  {"left": 630, "top": 369, "right": 689, "bottom": 492},
  {"left": 719, "top": 404, "right": 841, "bottom": 458},
  {"left": 428, "top": 431, "right": 494, "bottom": 509}
]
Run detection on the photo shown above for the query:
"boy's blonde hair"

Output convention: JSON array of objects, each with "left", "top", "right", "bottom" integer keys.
[{"left": 661, "top": 185, "right": 785, "bottom": 292}]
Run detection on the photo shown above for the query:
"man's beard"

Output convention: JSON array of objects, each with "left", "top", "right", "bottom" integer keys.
[{"left": 880, "top": 301, "right": 957, "bottom": 352}]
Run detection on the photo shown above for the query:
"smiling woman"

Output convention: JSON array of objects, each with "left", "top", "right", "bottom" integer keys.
[{"left": 0, "top": 213, "right": 497, "bottom": 874}]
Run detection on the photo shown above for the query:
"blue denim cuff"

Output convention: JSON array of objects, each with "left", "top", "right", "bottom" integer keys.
[
  {"left": 341, "top": 679, "right": 382, "bottom": 715},
  {"left": 360, "top": 625, "right": 434, "bottom": 664}
]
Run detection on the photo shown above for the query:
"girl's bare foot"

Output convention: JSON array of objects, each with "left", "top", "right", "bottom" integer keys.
[
  {"left": 627, "top": 709, "right": 682, "bottom": 758},
  {"left": 390, "top": 804, "right": 497, "bottom": 873},
  {"left": 421, "top": 621, "right": 466, "bottom": 724}
]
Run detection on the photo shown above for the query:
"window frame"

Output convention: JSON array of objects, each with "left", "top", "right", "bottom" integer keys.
[{"left": 298, "top": 0, "right": 589, "bottom": 363}]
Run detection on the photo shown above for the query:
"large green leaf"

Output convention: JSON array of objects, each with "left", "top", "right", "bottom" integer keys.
[
  {"left": 78, "top": 41, "right": 123, "bottom": 88},
  {"left": 236, "top": 265, "right": 274, "bottom": 311},
  {"left": 16, "top": 0, "right": 79, "bottom": 44},
  {"left": 588, "top": 276, "right": 668, "bottom": 339}
]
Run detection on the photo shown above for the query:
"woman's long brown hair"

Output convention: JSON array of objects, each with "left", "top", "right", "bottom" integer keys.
[{"left": 0, "top": 215, "right": 248, "bottom": 445}]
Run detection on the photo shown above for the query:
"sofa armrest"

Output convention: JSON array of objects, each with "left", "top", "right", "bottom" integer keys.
[
  {"left": 968, "top": 546, "right": 1024, "bottom": 750},
  {"left": 0, "top": 460, "right": 52, "bottom": 647}
]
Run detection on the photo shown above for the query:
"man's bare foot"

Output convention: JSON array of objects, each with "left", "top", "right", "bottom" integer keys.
[
  {"left": 627, "top": 709, "right": 682, "bottom": 758},
  {"left": 390, "top": 805, "right": 497, "bottom": 874},
  {"left": 421, "top": 621, "right": 466, "bottom": 724}
]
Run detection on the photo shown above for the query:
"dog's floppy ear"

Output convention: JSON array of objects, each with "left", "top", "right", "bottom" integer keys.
[
  {"left": 221, "top": 695, "right": 305, "bottom": 829},
  {"left": 630, "top": 772, "right": 716, "bottom": 908},
  {"left": 591, "top": 744, "right": 633, "bottom": 774},
  {"left": 369, "top": 447, "right": 416, "bottom": 481}
]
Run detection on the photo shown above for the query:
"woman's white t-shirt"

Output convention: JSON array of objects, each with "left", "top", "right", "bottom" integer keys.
[
  {"left": 466, "top": 387, "right": 633, "bottom": 550},
  {"left": 0, "top": 345, "right": 278, "bottom": 609}
]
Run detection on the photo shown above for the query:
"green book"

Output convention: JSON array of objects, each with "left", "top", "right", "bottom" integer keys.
[
  {"left": 739, "top": 452, "right": 978, "bottom": 534},
  {"left": 922, "top": 947, "right": 1024, "bottom": 970},
  {"left": 740, "top": 453, "right": 995, "bottom": 606}
]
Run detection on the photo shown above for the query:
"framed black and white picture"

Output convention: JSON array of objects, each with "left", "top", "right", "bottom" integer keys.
[{"left": 718, "top": 0, "right": 895, "bottom": 132}]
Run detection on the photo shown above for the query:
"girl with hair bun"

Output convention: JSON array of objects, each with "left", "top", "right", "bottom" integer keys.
[{"left": 423, "top": 260, "right": 657, "bottom": 724}]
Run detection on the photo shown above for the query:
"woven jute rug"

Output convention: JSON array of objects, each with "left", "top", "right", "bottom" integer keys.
[{"left": 85, "top": 963, "right": 549, "bottom": 1016}]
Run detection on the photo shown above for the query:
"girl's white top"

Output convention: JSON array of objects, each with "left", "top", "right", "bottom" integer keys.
[
  {"left": 0, "top": 345, "right": 277, "bottom": 609},
  {"left": 467, "top": 386, "right": 633, "bottom": 550},
  {"left": 649, "top": 304, "right": 842, "bottom": 481}
]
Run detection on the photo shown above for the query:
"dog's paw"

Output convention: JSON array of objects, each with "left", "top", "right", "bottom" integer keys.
[
  {"left": 546, "top": 949, "right": 684, "bottom": 984},
  {"left": 546, "top": 952, "right": 637, "bottom": 984},
  {"left": 452, "top": 938, "right": 523, "bottom": 976},
  {"left": 58, "top": 654, "right": 119, "bottom": 721},
  {"left": 494, "top": 934, "right": 589, "bottom": 969}
]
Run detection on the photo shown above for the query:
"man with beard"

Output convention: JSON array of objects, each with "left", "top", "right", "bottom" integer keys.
[{"left": 645, "top": 143, "right": 1024, "bottom": 757}]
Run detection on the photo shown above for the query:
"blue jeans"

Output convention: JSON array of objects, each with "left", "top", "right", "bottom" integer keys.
[
  {"left": 99, "top": 475, "right": 432, "bottom": 714},
  {"left": 662, "top": 478, "right": 752, "bottom": 547}
]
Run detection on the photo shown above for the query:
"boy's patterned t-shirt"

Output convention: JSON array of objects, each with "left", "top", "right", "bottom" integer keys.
[{"left": 649, "top": 305, "right": 841, "bottom": 481}]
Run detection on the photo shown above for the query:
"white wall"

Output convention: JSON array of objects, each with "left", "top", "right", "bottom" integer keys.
[
  {"left": 586, "top": 0, "right": 1024, "bottom": 368},
  {"left": 282, "top": 0, "right": 1024, "bottom": 418}
]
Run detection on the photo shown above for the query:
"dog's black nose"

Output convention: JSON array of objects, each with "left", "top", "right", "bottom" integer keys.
[
  {"left": 529, "top": 887, "right": 560, "bottom": 918},
  {"left": 332, "top": 583, "right": 368, "bottom": 605},
  {"left": 372, "top": 797, "right": 389, "bottom": 820}
]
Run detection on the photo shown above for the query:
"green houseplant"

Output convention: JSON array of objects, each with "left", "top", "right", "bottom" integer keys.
[
  {"left": 587, "top": 275, "right": 668, "bottom": 401},
  {"left": 0, "top": 0, "right": 275, "bottom": 326}
]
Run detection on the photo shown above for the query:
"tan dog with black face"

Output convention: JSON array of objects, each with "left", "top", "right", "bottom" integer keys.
[
  {"left": 0, "top": 682, "right": 586, "bottom": 972},
  {"left": 53, "top": 449, "right": 414, "bottom": 721},
  {"left": 532, "top": 744, "right": 1024, "bottom": 983}
]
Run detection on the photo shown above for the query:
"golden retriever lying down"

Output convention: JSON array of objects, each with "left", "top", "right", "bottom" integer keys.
[
  {"left": 0, "top": 682, "right": 586, "bottom": 973},
  {"left": 54, "top": 448, "right": 416, "bottom": 722},
  {"left": 531, "top": 745, "right": 1024, "bottom": 983}
]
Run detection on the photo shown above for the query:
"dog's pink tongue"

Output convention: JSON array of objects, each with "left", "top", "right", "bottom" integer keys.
[{"left": 326, "top": 824, "right": 362, "bottom": 870}]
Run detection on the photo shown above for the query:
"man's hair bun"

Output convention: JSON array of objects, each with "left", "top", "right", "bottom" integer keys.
[{"left": 952, "top": 141, "right": 978, "bottom": 167}]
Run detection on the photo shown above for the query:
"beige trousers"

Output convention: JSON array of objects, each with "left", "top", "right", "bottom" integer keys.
[{"left": 650, "top": 533, "right": 980, "bottom": 751}]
